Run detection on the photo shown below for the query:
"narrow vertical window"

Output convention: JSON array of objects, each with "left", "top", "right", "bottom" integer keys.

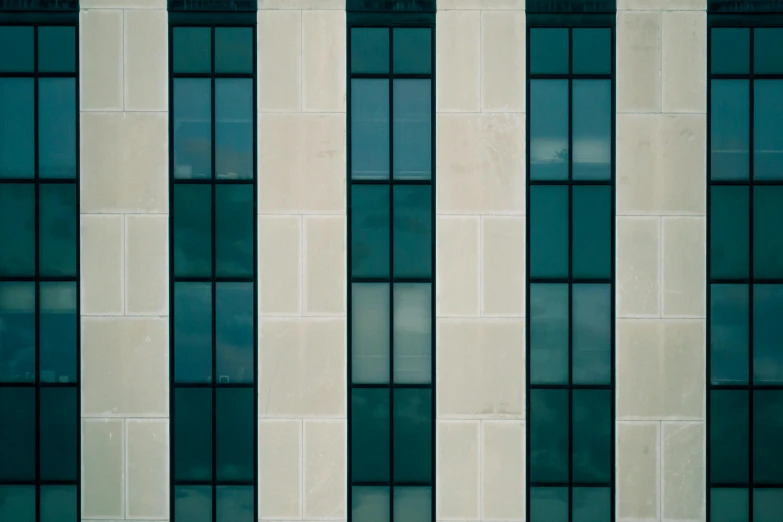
[
  {"left": 168, "top": 7, "right": 257, "bottom": 522},
  {"left": 348, "top": 17, "right": 435, "bottom": 522},
  {"left": 0, "top": 8, "right": 79, "bottom": 522},
  {"left": 708, "top": 20, "right": 783, "bottom": 522},
  {"left": 526, "top": 18, "right": 615, "bottom": 522}
]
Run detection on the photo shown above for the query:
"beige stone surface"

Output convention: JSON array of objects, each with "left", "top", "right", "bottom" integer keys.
[
  {"left": 125, "top": 215, "right": 168, "bottom": 316},
  {"left": 439, "top": 0, "right": 525, "bottom": 8},
  {"left": 437, "top": 10, "right": 480, "bottom": 112},
  {"left": 663, "top": 217, "right": 706, "bottom": 318},
  {"left": 126, "top": 420, "right": 169, "bottom": 519},
  {"left": 662, "top": 11, "right": 706, "bottom": 114},
  {"left": 259, "top": 0, "right": 343, "bottom": 8},
  {"left": 617, "top": 422, "right": 659, "bottom": 520},
  {"left": 438, "top": 319, "right": 524, "bottom": 418},
  {"left": 617, "top": 217, "right": 660, "bottom": 317},
  {"left": 304, "top": 216, "right": 345, "bottom": 315},
  {"left": 662, "top": 422, "right": 705, "bottom": 521},
  {"left": 619, "top": 0, "right": 706, "bottom": 9},
  {"left": 81, "top": 215, "right": 124, "bottom": 315},
  {"left": 302, "top": 10, "right": 345, "bottom": 113},
  {"left": 617, "top": 12, "right": 661, "bottom": 114},
  {"left": 124, "top": 9, "right": 168, "bottom": 112},
  {"left": 437, "top": 113, "right": 525, "bottom": 215},
  {"left": 259, "top": 420, "right": 302, "bottom": 519},
  {"left": 437, "top": 421, "right": 480, "bottom": 519},
  {"left": 81, "top": 9, "right": 123, "bottom": 111},
  {"left": 482, "top": 421, "right": 525, "bottom": 520},
  {"left": 437, "top": 216, "right": 480, "bottom": 317},
  {"left": 304, "top": 420, "right": 346, "bottom": 519},
  {"left": 482, "top": 216, "right": 525, "bottom": 317},
  {"left": 82, "top": 0, "right": 165, "bottom": 7},
  {"left": 259, "top": 216, "right": 301, "bottom": 316},
  {"left": 258, "top": 10, "right": 301, "bottom": 112},
  {"left": 617, "top": 320, "right": 705, "bottom": 420},
  {"left": 82, "top": 419, "right": 125, "bottom": 518},
  {"left": 259, "top": 319, "right": 346, "bottom": 417},
  {"left": 82, "top": 317, "right": 169, "bottom": 417},
  {"left": 481, "top": 10, "right": 526, "bottom": 112}
]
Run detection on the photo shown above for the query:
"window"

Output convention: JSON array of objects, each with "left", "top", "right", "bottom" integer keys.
[
  {"left": 708, "top": 20, "right": 783, "bottom": 522},
  {"left": 348, "top": 18, "right": 435, "bottom": 522},
  {"left": 0, "top": 12, "right": 79, "bottom": 522},
  {"left": 169, "top": 11, "right": 257, "bottom": 522},
  {"left": 526, "top": 18, "right": 615, "bottom": 522}
]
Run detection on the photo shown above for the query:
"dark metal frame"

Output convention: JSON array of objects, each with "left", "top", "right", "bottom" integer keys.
[
  {"left": 168, "top": 11, "right": 258, "bottom": 522},
  {"left": 346, "top": 11, "right": 436, "bottom": 522},
  {"left": 525, "top": 14, "right": 616, "bottom": 522},
  {"left": 0, "top": 9, "right": 80, "bottom": 522},
  {"left": 706, "top": 14, "right": 783, "bottom": 521}
]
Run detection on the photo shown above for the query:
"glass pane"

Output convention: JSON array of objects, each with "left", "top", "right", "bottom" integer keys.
[
  {"left": 573, "top": 80, "right": 611, "bottom": 180},
  {"left": 174, "top": 388, "right": 212, "bottom": 482},
  {"left": 352, "top": 486, "right": 390, "bottom": 522},
  {"left": 530, "top": 389, "right": 568, "bottom": 483},
  {"left": 530, "top": 80, "right": 569, "bottom": 181},
  {"left": 0, "top": 388, "right": 35, "bottom": 480},
  {"left": 0, "top": 27, "right": 33, "bottom": 72},
  {"left": 39, "top": 388, "right": 77, "bottom": 481},
  {"left": 174, "top": 184, "right": 212, "bottom": 278},
  {"left": 530, "top": 284, "right": 568, "bottom": 385},
  {"left": 216, "top": 283, "right": 254, "bottom": 384},
  {"left": 351, "top": 185, "right": 390, "bottom": 278},
  {"left": 216, "top": 79, "right": 253, "bottom": 180},
  {"left": 174, "top": 27, "right": 211, "bottom": 73},
  {"left": 573, "top": 284, "right": 611, "bottom": 385},
  {"left": 351, "top": 79, "right": 390, "bottom": 180},
  {"left": 174, "top": 283, "right": 212, "bottom": 383},
  {"left": 394, "top": 486, "right": 431, "bottom": 522},
  {"left": 351, "top": 388, "right": 390, "bottom": 483},
  {"left": 216, "top": 388, "right": 254, "bottom": 482},
  {"left": 40, "top": 485, "right": 76, "bottom": 522},
  {"left": 530, "top": 185, "right": 568, "bottom": 278},
  {"left": 0, "top": 485, "right": 35, "bottom": 522},
  {"left": 754, "top": 489, "right": 783, "bottom": 522},
  {"left": 40, "top": 283, "right": 77, "bottom": 384},
  {"left": 711, "top": 80, "right": 749, "bottom": 181},
  {"left": 0, "top": 184, "right": 34, "bottom": 277},
  {"left": 710, "top": 389, "right": 749, "bottom": 484},
  {"left": 572, "top": 389, "right": 611, "bottom": 483},
  {"left": 393, "top": 185, "right": 432, "bottom": 278},
  {"left": 530, "top": 28, "right": 568, "bottom": 74},
  {"left": 754, "top": 187, "right": 783, "bottom": 278},
  {"left": 754, "top": 28, "right": 783, "bottom": 74},
  {"left": 38, "top": 26, "right": 75, "bottom": 73},
  {"left": 712, "top": 28, "right": 749, "bottom": 75},
  {"left": 0, "top": 283, "right": 35, "bottom": 383},
  {"left": 754, "top": 81, "right": 783, "bottom": 180},
  {"left": 215, "top": 184, "right": 254, "bottom": 278},
  {"left": 215, "top": 27, "right": 252, "bottom": 73},
  {"left": 572, "top": 185, "right": 611, "bottom": 278},
  {"left": 39, "top": 184, "right": 77, "bottom": 277},
  {"left": 530, "top": 487, "right": 568, "bottom": 522},
  {"left": 711, "top": 488, "right": 749, "bottom": 522},
  {"left": 393, "top": 80, "right": 431, "bottom": 180},
  {"left": 217, "top": 486, "right": 254, "bottom": 522},
  {"left": 0, "top": 79, "right": 34, "bottom": 178},
  {"left": 393, "top": 28, "right": 431, "bottom": 74},
  {"left": 37, "top": 80, "right": 75, "bottom": 173},
  {"left": 753, "top": 390, "right": 783, "bottom": 483},
  {"left": 174, "top": 79, "right": 212, "bottom": 179},
  {"left": 573, "top": 488, "right": 610, "bottom": 522},
  {"left": 352, "top": 283, "right": 390, "bottom": 384},
  {"left": 710, "top": 186, "right": 749, "bottom": 279},
  {"left": 394, "top": 283, "right": 431, "bottom": 384},
  {"left": 573, "top": 28, "right": 611, "bottom": 74},
  {"left": 393, "top": 388, "right": 432, "bottom": 482},
  {"left": 175, "top": 486, "right": 212, "bottom": 522},
  {"left": 711, "top": 284, "right": 749, "bottom": 385},
  {"left": 754, "top": 285, "right": 783, "bottom": 385},
  {"left": 352, "top": 28, "right": 389, "bottom": 74}
]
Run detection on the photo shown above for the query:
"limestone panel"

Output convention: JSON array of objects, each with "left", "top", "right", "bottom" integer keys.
[
  {"left": 125, "top": 215, "right": 168, "bottom": 316},
  {"left": 259, "top": 215, "right": 301, "bottom": 316},
  {"left": 258, "top": 10, "right": 301, "bottom": 112},
  {"left": 302, "top": 10, "right": 346, "bottom": 113},
  {"left": 482, "top": 420, "right": 525, "bottom": 520},
  {"left": 259, "top": 0, "right": 343, "bottom": 8},
  {"left": 437, "top": 421, "right": 480, "bottom": 520},
  {"left": 124, "top": 9, "right": 168, "bottom": 112},
  {"left": 82, "top": 419, "right": 125, "bottom": 518},
  {"left": 663, "top": 217, "right": 706, "bottom": 318},
  {"left": 437, "top": 10, "right": 480, "bottom": 112},
  {"left": 81, "top": 214, "right": 124, "bottom": 316},
  {"left": 80, "top": 9, "right": 123, "bottom": 111},
  {"left": 662, "top": 422, "right": 705, "bottom": 521},
  {"left": 304, "top": 420, "right": 346, "bottom": 519},
  {"left": 617, "top": 422, "right": 659, "bottom": 520},
  {"left": 662, "top": 11, "right": 707, "bottom": 114},
  {"left": 440, "top": 0, "right": 525, "bottom": 7},
  {"left": 481, "top": 10, "right": 526, "bottom": 112},
  {"left": 617, "top": 12, "right": 661, "bottom": 114},
  {"left": 619, "top": 0, "right": 706, "bottom": 9},
  {"left": 437, "top": 216, "right": 480, "bottom": 317},
  {"left": 82, "top": 0, "right": 166, "bottom": 7},
  {"left": 617, "top": 217, "right": 660, "bottom": 317},
  {"left": 127, "top": 420, "right": 169, "bottom": 519},
  {"left": 259, "top": 420, "right": 302, "bottom": 519},
  {"left": 304, "top": 216, "right": 345, "bottom": 316},
  {"left": 482, "top": 216, "right": 525, "bottom": 317}
]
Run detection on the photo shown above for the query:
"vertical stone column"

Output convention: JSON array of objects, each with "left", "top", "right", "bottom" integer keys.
[
  {"left": 79, "top": 1, "right": 170, "bottom": 520},
  {"left": 257, "top": 0, "right": 347, "bottom": 520},
  {"left": 436, "top": 1, "right": 526, "bottom": 520},
  {"left": 615, "top": 0, "right": 707, "bottom": 520}
]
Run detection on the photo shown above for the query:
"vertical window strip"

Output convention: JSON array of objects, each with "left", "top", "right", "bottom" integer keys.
[
  {"left": 526, "top": 20, "right": 615, "bottom": 522},
  {"left": 168, "top": 17, "right": 258, "bottom": 522},
  {"left": 0, "top": 19, "right": 80, "bottom": 522}
]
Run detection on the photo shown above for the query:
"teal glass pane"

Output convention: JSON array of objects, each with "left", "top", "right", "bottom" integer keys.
[
  {"left": 753, "top": 391, "right": 783, "bottom": 483},
  {"left": 710, "top": 389, "right": 749, "bottom": 484},
  {"left": 753, "top": 285, "right": 783, "bottom": 385},
  {"left": 0, "top": 283, "right": 35, "bottom": 383},
  {"left": 215, "top": 79, "right": 253, "bottom": 180},
  {"left": 39, "top": 388, "right": 77, "bottom": 482},
  {"left": 572, "top": 284, "right": 611, "bottom": 385},
  {"left": 530, "top": 28, "right": 568, "bottom": 74},
  {"left": 754, "top": 489, "right": 783, "bottom": 522},
  {"left": 572, "top": 28, "right": 611, "bottom": 74},
  {"left": 530, "top": 487, "right": 568, "bottom": 522},
  {"left": 754, "top": 81, "right": 783, "bottom": 180},
  {"left": 38, "top": 26, "right": 76, "bottom": 73},
  {"left": 0, "top": 79, "right": 34, "bottom": 178},
  {"left": 217, "top": 486, "right": 253, "bottom": 522},
  {"left": 351, "top": 28, "right": 389, "bottom": 74},
  {"left": 175, "top": 486, "right": 211, "bottom": 522},
  {"left": 215, "top": 27, "right": 252, "bottom": 73},
  {"left": 0, "top": 27, "right": 33, "bottom": 72},
  {"left": 393, "top": 283, "right": 431, "bottom": 384},
  {"left": 352, "top": 283, "right": 390, "bottom": 384},
  {"left": 393, "top": 185, "right": 431, "bottom": 278},
  {"left": 393, "top": 388, "right": 432, "bottom": 482},
  {"left": 0, "top": 184, "right": 35, "bottom": 276},
  {"left": 572, "top": 185, "right": 611, "bottom": 279},
  {"left": 393, "top": 28, "right": 431, "bottom": 74},
  {"left": 39, "top": 283, "right": 77, "bottom": 384},
  {"left": 530, "top": 389, "right": 568, "bottom": 483},
  {"left": 351, "top": 388, "right": 390, "bottom": 483},
  {"left": 40, "top": 486, "right": 76, "bottom": 522},
  {"left": 529, "top": 284, "right": 568, "bottom": 385},
  {"left": 173, "top": 184, "right": 212, "bottom": 278},
  {"left": 215, "top": 184, "right": 254, "bottom": 278},
  {"left": 754, "top": 28, "right": 783, "bottom": 74},
  {"left": 573, "top": 80, "right": 611, "bottom": 180},
  {"left": 39, "top": 78, "right": 77, "bottom": 179},
  {"left": 174, "top": 78, "right": 212, "bottom": 179},
  {"left": 711, "top": 80, "right": 749, "bottom": 180},
  {"left": 216, "top": 283, "right": 254, "bottom": 384},
  {"left": 39, "top": 184, "right": 77, "bottom": 277},
  {"left": 174, "top": 283, "right": 212, "bottom": 383},
  {"left": 753, "top": 186, "right": 783, "bottom": 278},
  {"left": 710, "top": 284, "right": 749, "bottom": 385},
  {"left": 174, "top": 388, "right": 212, "bottom": 482},
  {"left": 711, "top": 488, "right": 748, "bottom": 522},
  {"left": 710, "top": 186, "right": 749, "bottom": 279},
  {"left": 216, "top": 388, "right": 254, "bottom": 482},
  {"left": 393, "top": 487, "right": 431, "bottom": 522},
  {"left": 351, "top": 79, "right": 390, "bottom": 180},
  {"left": 351, "top": 185, "right": 390, "bottom": 278},
  {"left": 174, "top": 27, "right": 211, "bottom": 73},
  {"left": 572, "top": 389, "right": 611, "bottom": 483},
  {"left": 352, "top": 486, "right": 390, "bottom": 522},
  {"left": 530, "top": 185, "right": 568, "bottom": 278},
  {"left": 530, "top": 80, "right": 568, "bottom": 181},
  {"left": 573, "top": 488, "right": 610, "bottom": 522},
  {"left": 393, "top": 79, "right": 431, "bottom": 180},
  {"left": 712, "top": 28, "right": 749, "bottom": 75},
  {"left": 0, "top": 485, "right": 34, "bottom": 522},
  {"left": 0, "top": 388, "right": 35, "bottom": 480}
]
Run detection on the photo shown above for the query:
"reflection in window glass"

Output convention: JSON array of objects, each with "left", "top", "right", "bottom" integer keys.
[
  {"left": 529, "top": 284, "right": 568, "bottom": 385},
  {"left": 753, "top": 186, "right": 783, "bottom": 278},
  {"left": 393, "top": 28, "right": 431, "bottom": 74},
  {"left": 174, "top": 27, "right": 211, "bottom": 74},
  {"left": 754, "top": 28, "right": 783, "bottom": 74},
  {"left": 0, "top": 79, "right": 34, "bottom": 178},
  {"left": 351, "top": 389, "right": 390, "bottom": 483},
  {"left": 530, "top": 80, "right": 568, "bottom": 181},
  {"left": 530, "top": 185, "right": 568, "bottom": 278},
  {"left": 572, "top": 186, "right": 611, "bottom": 279},
  {"left": 174, "top": 184, "right": 212, "bottom": 278},
  {"left": 174, "top": 388, "right": 213, "bottom": 482},
  {"left": 710, "top": 186, "right": 749, "bottom": 280},
  {"left": 711, "top": 81, "right": 749, "bottom": 181},
  {"left": 0, "top": 485, "right": 35, "bottom": 522},
  {"left": 174, "top": 283, "right": 212, "bottom": 383},
  {"left": 530, "top": 389, "right": 568, "bottom": 483},
  {"left": 393, "top": 284, "right": 431, "bottom": 384},
  {"left": 40, "top": 485, "right": 76, "bottom": 522},
  {"left": 572, "top": 487, "right": 610, "bottom": 522},
  {"left": 754, "top": 81, "right": 783, "bottom": 180},
  {"left": 39, "top": 388, "right": 78, "bottom": 481},
  {"left": 0, "top": 184, "right": 34, "bottom": 276},
  {"left": 710, "top": 488, "right": 748, "bottom": 522},
  {"left": 393, "top": 80, "right": 431, "bottom": 180},
  {"left": 352, "top": 283, "right": 390, "bottom": 384},
  {"left": 753, "top": 391, "right": 783, "bottom": 484},
  {"left": 38, "top": 27, "right": 75, "bottom": 73},
  {"left": 711, "top": 28, "right": 749, "bottom": 75},
  {"left": 351, "top": 185, "right": 390, "bottom": 278},
  {"left": 215, "top": 28, "right": 253, "bottom": 74},
  {"left": 710, "top": 389, "right": 749, "bottom": 484},
  {"left": 351, "top": 28, "right": 389, "bottom": 74},
  {"left": 352, "top": 486, "right": 390, "bottom": 522},
  {"left": 216, "top": 486, "right": 254, "bottom": 522},
  {"left": 0, "top": 387, "right": 35, "bottom": 481},
  {"left": 39, "top": 184, "right": 77, "bottom": 277},
  {"left": 393, "top": 486, "right": 431, "bottom": 522},
  {"left": 351, "top": 79, "right": 390, "bottom": 180},
  {"left": 753, "top": 285, "right": 783, "bottom": 385},
  {"left": 39, "top": 283, "right": 77, "bottom": 384},
  {"left": 0, "top": 27, "right": 33, "bottom": 72},
  {"left": 174, "top": 79, "right": 212, "bottom": 179},
  {"left": 175, "top": 486, "right": 212, "bottom": 522},
  {"left": 572, "top": 389, "right": 611, "bottom": 483},
  {"left": 393, "top": 388, "right": 431, "bottom": 482},
  {"left": 530, "top": 28, "right": 568, "bottom": 74},
  {"left": 216, "top": 79, "right": 253, "bottom": 180},
  {"left": 530, "top": 487, "right": 568, "bottom": 522},
  {"left": 572, "top": 284, "right": 611, "bottom": 385},
  {"left": 216, "top": 283, "right": 254, "bottom": 384},
  {"left": 0, "top": 282, "right": 35, "bottom": 383},
  {"left": 572, "top": 29, "right": 610, "bottom": 75},
  {"left": 216, "top": 388, "right": 254, "bottom": 482},
  {"left": 393, "top": 185, "right": 431, "bottom": 278},
  {"left": 215, "top": 184, "right": 254, "bottom": 278},
  {"left": 573, "top": 80, "right": 611, "bottom": 180},
  {"left": 710, "top": 284, "right": 749, "bottom": 385},
  {"left": 753, "top": 488, "right": 783, "bottom": 522}
]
